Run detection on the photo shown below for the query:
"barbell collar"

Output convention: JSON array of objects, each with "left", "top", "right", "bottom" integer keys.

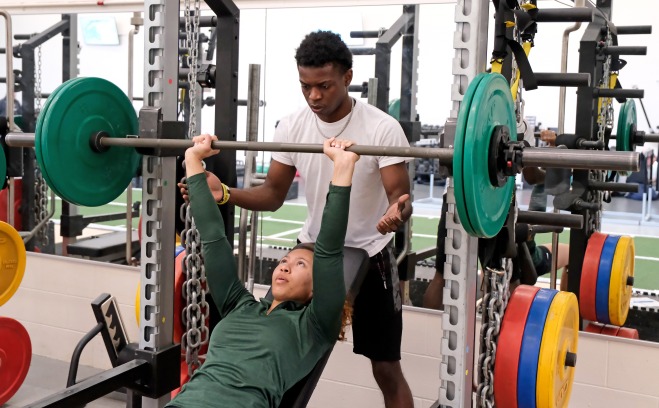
[
  {"left": 4, "top": 132, "right": 456, "bottom": 161},
  {"left": 518, "top": 210, "right": 583, "bottom": 230},
  {"left": 521, "top": 148, "right": 640, "bottom": 172}
]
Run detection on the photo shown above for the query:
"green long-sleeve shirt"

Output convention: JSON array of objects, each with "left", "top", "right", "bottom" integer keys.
[{"left": 168, "top": 173, "right": 350, "bottom": 408}]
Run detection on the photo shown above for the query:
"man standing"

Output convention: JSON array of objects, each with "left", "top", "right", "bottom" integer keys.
[{"left": 188, "top": 30, "right": 414, "bottom": 407}]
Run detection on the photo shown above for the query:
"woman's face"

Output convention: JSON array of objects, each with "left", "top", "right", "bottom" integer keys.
[{"left": 271, "top": 248, "right": 314, "bottom": 303}]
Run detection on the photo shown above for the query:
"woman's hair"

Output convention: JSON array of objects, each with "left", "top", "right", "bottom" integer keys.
[
  {"left": 291, "top": 243, "right": 352, "bottom": 341},
  {"left": 294, "top": 30, "right": 353, "bottom": 73},
  {"left": 338, "top": 300, "right": 353, "bottom": 342}
]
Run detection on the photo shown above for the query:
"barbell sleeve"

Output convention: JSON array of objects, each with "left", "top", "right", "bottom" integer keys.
[
  {"left": 535, "top": 8, "right": 593, "bottom": 23},
  {"left": 534, "top": 73, "right": 591, "bottom": 87},
  {"left": 518, "top": 211, "right": 583, "bottom": 230},
  {"left": 636, "top": 133, "right": 659, "bottom": 144},
  {"left": 350, "top": 30, "right": 383, "bottom": 38},
  {"left": 603, "top": 46, "right": 647, "bottom": 56},
  {"left": 594, "top": 88, "right": 644, "bottom": 99},
  {"left": 588, "top": 181, "right": 639, "bottom": 193},
  {"left": 521, "top": 148, "right": 640, "bottom": 172},
  {"left": 616, "top": 25, "right": 652, "bottom": 35}
]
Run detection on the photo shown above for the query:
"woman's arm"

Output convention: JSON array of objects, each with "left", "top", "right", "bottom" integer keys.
[
  {"left": 307, "top": 138, "right": 359, "bottom": 340},
  {"left": 185, "top": 135, "right": 251, "bottom": 317}
]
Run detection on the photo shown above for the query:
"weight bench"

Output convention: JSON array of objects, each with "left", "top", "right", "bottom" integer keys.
[
  {"left": 67, "top": 230, "right": 140, "bottom": 263},
  {"left": 266, "top": 246, "right": 370, "bottom": 408}
]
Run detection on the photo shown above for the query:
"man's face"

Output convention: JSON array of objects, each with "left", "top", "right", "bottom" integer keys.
[{"left": 298, "top": 63, "right": 352, "bottom": 123}]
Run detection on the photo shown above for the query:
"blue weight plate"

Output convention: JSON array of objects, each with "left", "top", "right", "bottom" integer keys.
[
  {"left": 517, "top": 288, "right": 557, "bottom": 408},
  {"left": 596, "top": 235, "right": 621, "bottom": 324}
]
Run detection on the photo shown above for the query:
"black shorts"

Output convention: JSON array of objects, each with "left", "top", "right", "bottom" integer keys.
[
  {"left": 435, "top": 196, "right": 449, "bottom": 276},
  {"left": 534, "top": 245, "right": 552, "bottom": 276},
  {"left": 352, "top": 244, "right": 403, "bottom": 362}
]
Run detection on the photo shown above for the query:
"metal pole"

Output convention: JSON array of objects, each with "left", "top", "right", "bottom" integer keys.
[
  {"left": 126, "top": 12, "right": 142, "bottom": 265},
  {"left": 1, "top": 10, "right": 15, "bottom": 228},
  {"left": 0, "top": 10, "right": 15, "bottom": 131},
  {"left": 238, "top": 64, "right": 261, "bottom": 292},
  {"left": 7, "top": 134, "right": 641, "bottom": 173}
]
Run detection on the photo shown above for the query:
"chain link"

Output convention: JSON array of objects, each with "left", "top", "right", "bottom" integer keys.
[
  {"left": 590, "top": 30, "right": 613, "bottom": 233},
  {"left": 181, "top": 0, "right": 208, "bottom": 377},
  {"left": 184, "top": 0, "right": 201, "bottom": 139},
  {"left": 180, "top": 196, "right": 210, "bottom": 375},
  {"left": 33, "top": 45, "right": 48, "bottom": 247},
  {"left": 33, "top": 167, "right": 49, "bottom": 247},
  {"left": 476, "top": 259, "right": 512, "bottom": 408},
  {"left": 35, "top": 45, "right": 42, "bottom": 112}
]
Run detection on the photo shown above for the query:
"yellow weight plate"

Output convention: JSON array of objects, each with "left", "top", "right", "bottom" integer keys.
[
  {"left": 609, "top": 236, "right": 635, "bottom": 326},
  {"left": 135, "top": 284, "right": 140, "bottom": 327},
  {"left": 536, "top": 291, "right": 579, "bottom": 408},
  {"left": 0, "top": 221, "right": 27, "bottom": 307}
]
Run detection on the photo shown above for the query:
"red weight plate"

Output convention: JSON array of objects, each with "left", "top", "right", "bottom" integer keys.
[
  {"left": 174, "top": 250, "right": 209, "bottom": 356},
  {"left": 617, "top": 327, "right": 639, "bottom": 339},
  {"left": 600, "top": 325, "right": 621, "bottom": 336},
  {"left": 0, "top": 317, "right": 32, "bottom": 405},
  {"left": 580, "top": 232, "right": 608, "bottom": 322},
  {"left": 584, "top": 322, "right": 604, "bottom": 334},
  {"left": 174, "top": 251, "right": 187, "bottom": 344},
  {"left": 494, "top": 285, "right": 541, "bottom": 408}
]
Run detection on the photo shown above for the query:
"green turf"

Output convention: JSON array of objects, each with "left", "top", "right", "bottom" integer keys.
[{"left": 49, "top": 189, "right": 659, "bottom": 289}]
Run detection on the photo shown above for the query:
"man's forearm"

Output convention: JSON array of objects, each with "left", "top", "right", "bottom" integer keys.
[{"left": 228, "top": 185, "right": 286, "bottom": 212}]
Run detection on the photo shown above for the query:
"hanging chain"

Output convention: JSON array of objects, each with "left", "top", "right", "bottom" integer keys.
[
  {"left": 181, "top": 0, "right": 208, "bottom": 377},
  {"left": 180, "top": 196, "right": 210, "bottom": 375},
  {"left": 589, "top": 29, "right": 613, "bottom": 233},
  {"left": 185, "top": 0, "right": 201, "bottom": 139},
  {"left": 35, "top": 45, "right": 42, "bottom": 112},
  {"left": 33, "top": 45, "right": 49, "bottom": 248},
  {"left": 476, "top": 258, "right": 513, "bottom": 408}
]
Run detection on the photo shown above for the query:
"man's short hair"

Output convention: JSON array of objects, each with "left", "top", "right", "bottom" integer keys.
[{"left": 295, "top": 30, "right": 353, "bottom": 73}]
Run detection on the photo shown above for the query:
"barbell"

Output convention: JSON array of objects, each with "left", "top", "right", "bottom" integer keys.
[{"left": 2, "top": 75, "right": 640, "bottom": 237}]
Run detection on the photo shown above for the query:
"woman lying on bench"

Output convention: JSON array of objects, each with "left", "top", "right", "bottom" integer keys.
[{"left": 168, "top": 134, "right": 359, "bottom": 408}]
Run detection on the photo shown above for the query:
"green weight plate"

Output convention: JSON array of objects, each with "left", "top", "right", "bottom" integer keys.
[
  {"left": 462, "top": 73, "right": 516, "bottom": 238},
  {"left": 39, "top": 77, "right": 140, "bottom": 206},
  {"left": 35, "top": 77, "right": 81, "bottom": 198},
  {"left": 616, "top": 100, "right": 636, "bottom": 152},
  {"left": 388, "top": 99, "right": 400, "bottom": 120},
  {"left": 454, "top": 73, "right": 487, "bottom": 235}
]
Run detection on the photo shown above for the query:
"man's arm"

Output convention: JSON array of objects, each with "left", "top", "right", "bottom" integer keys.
[
  {"left": 228, "top": 160, "right": 297, "bottom": 211},
  {"left": 377, "top": 162, "right": 412, "bottom": 234},
  {"left": 523, "top": 167, "right": 546, "bottom": 185}
]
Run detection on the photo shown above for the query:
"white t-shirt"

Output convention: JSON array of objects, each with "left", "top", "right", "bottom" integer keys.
[{"left": 272, "top": 99, "right": 411, "bottom": 257}]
